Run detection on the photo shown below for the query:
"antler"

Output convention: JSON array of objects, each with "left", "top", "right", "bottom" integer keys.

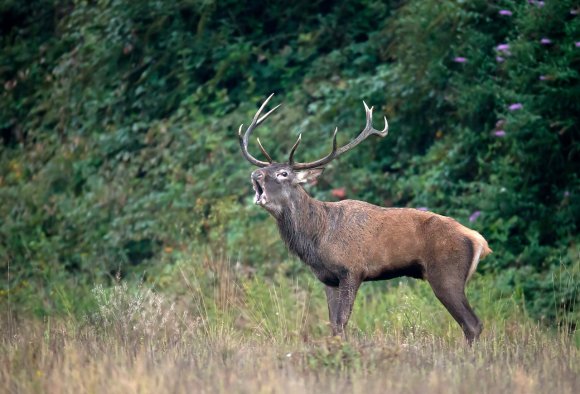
[
  {"left": 239, "top": 95, "right": 389, "bottom": 169},
  {"left": 289, "top": 101, "right": 389, "bottom": 170},
  {"left": 238, "top": 93, "right": 281, "bottom": 167}
]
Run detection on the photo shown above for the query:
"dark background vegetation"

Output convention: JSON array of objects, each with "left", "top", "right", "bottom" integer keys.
[{"left": 1, "top": 0, "right": 578, "bottom": 324}]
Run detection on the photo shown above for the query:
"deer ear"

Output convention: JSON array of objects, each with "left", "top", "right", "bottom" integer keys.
[{"left": 294, "top": 168, "right": 324, "bottom": 184}]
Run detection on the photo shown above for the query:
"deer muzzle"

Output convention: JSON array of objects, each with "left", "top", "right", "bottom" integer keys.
[{"left": 251, "top": 171, "right": 267, "bottom": 205}]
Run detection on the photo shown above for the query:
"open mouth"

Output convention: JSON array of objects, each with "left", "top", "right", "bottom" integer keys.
[{"left": 252, "top": 179, "right": 267, "bottom": 205}]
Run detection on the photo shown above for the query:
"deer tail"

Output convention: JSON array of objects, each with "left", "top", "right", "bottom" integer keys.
[{"left": 461, "top": 228, "right": 492, "bottom": 282}]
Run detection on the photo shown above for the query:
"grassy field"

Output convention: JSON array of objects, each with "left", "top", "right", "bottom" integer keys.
[{"left": 2, "top": 255, "right": 578, "bottom": 393}]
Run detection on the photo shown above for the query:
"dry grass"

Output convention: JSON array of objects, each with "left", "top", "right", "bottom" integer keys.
[
  {"left": 2, "top": 317, "right": 577, "bottom": 394},
  {"left": 1, "top": 258, "right": 578, "bottom": 393}
]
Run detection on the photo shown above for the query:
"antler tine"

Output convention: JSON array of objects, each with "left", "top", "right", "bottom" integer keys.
[
  {"left": 290, "top": 127, "right": 339, "bottom": 170},
  {"left": 257, "top": 103, "right": 282, "bottom": 125},
  {"left": 291, "top": 101, "right": 388, "bottom": 170},
  {"left": 362, "top": 101, "right": 388, "bottom": 137},
  {"left": 256, "top": 138, "right": 273, "bottom": 164},
  {"left": 238, "top": 93, "right": 280, "bottom": 167},
  {"left": 287, "top": 134, "right": 302, "bottom": 166}
]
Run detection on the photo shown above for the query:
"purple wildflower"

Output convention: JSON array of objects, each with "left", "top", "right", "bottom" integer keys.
[
  {"left": 539, "top": 75, "right": 548, "bottom": 81},
  {"left": 469, "top": 211, "right": 482, "bottom": 223},
  {"left": 494, "top": 130, "right": 506, "bottom": 137},
  {"left": 508, "top": 103, "right": 523, "bottom": 111},
  {"left": 417, "top": 207, "right": 429, "bottom": 211},
  {"left": 564, "top": 191, "right": 570, "bottom": 197},
  {"left": 496, "top": 44, "right": 510, "bottom": 52},
  {"left": 575, "top": 42, "right": 580, "bottom": 48},
  {"left": 540, "top": 38, "right": 552, "bottom": 45},
  {"left": 537, "top": 1, "right": 545, "bottom": 7},
  {"left": 499, "top": 10, "right": 513, "bottom": 16},
  {"left": 496, "top": 56, "right": 505, "bottom": 63},
  {"left": 453, "top": 57, "right": 467, "bottom": 63}
]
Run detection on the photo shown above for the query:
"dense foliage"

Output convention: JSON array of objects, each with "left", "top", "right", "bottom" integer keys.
[{"left": 1, "top": 0, "right": 578, "bottom": 322}]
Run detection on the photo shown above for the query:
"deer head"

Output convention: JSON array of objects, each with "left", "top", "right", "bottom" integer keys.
[{"left": 239, "top": 93, "right": 388, "bottom": 215}]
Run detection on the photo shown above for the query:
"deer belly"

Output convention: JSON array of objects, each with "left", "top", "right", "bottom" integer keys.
[
  {"left": 363, "top": 243, "right": 427, "bottom": 281},
  {"left": 364, "top": 261, "right": 425, "bottom": 281},
  {"left": 362, "top": 226, "right": 427, "bottom": 281}
]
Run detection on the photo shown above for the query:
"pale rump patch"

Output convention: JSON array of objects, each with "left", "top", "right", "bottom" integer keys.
[
  {"left": 467, "top": 243, "right": 483, "bottom": 282},
  {"left": 457, "top": 226, "right": 492, "bottom": 281}
]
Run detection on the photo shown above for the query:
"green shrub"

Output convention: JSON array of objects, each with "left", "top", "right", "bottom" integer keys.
[{"left": 1, "top": 0, "right": 578, "bottom": 323}]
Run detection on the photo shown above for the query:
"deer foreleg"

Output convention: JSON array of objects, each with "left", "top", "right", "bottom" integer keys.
[
  {"left": 325, "top": 286, "right": 340, "bottom": 334},
  {"left": 334, "top": 274, "right": 361, "bottom": 338}
]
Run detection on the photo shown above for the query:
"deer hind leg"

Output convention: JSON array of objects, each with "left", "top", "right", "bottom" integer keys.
[
  {"left": 428, "top": 279, "right": 483, "bottom": 344},
  {"left": 426, "top": 239, "right": 483, "bottom": 344}
]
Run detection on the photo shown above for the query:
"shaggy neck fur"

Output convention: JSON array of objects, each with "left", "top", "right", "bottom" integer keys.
[{"left": 274, "top": 187, "right": 327, "bottom": 267}]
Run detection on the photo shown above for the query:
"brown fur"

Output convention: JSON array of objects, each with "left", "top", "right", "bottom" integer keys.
[{"left": 278, "top": 188, "right": 490, "bottom": 287}]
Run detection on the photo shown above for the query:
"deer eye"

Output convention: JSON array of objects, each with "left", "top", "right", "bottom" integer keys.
[{"left": 277, "top": 171, "right": 288, "bottom": 179}]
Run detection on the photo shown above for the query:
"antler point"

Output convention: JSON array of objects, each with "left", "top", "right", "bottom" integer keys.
[{"left": 382, "top": 116, "right": 389, "bottom": 134}]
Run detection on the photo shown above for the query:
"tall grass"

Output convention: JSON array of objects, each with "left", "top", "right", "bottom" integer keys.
[{"left": 1, "top": 254, "right": 578, "bottom": 393}]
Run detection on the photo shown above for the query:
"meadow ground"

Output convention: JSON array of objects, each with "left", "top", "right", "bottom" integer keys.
[{"left": 1, "top": 256, "right": 578, "bottom": 393}]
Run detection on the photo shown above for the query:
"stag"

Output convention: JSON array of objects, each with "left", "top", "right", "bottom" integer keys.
[{"left": 238, "top": 94, "right": 491, "bottom": 343}]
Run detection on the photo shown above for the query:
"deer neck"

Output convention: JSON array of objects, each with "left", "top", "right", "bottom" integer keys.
[{"left": 275, "top": 188, "right": 327, "bottom": 266}]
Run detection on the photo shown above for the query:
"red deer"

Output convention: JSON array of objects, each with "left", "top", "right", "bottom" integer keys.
[{"left": 238, "top": 94, "right": 492, "bottom": 343}]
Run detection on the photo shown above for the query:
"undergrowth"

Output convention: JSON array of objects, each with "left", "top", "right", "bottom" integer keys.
[{"left": 2, "top": 253, "right": 578, "bottom": 393}]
